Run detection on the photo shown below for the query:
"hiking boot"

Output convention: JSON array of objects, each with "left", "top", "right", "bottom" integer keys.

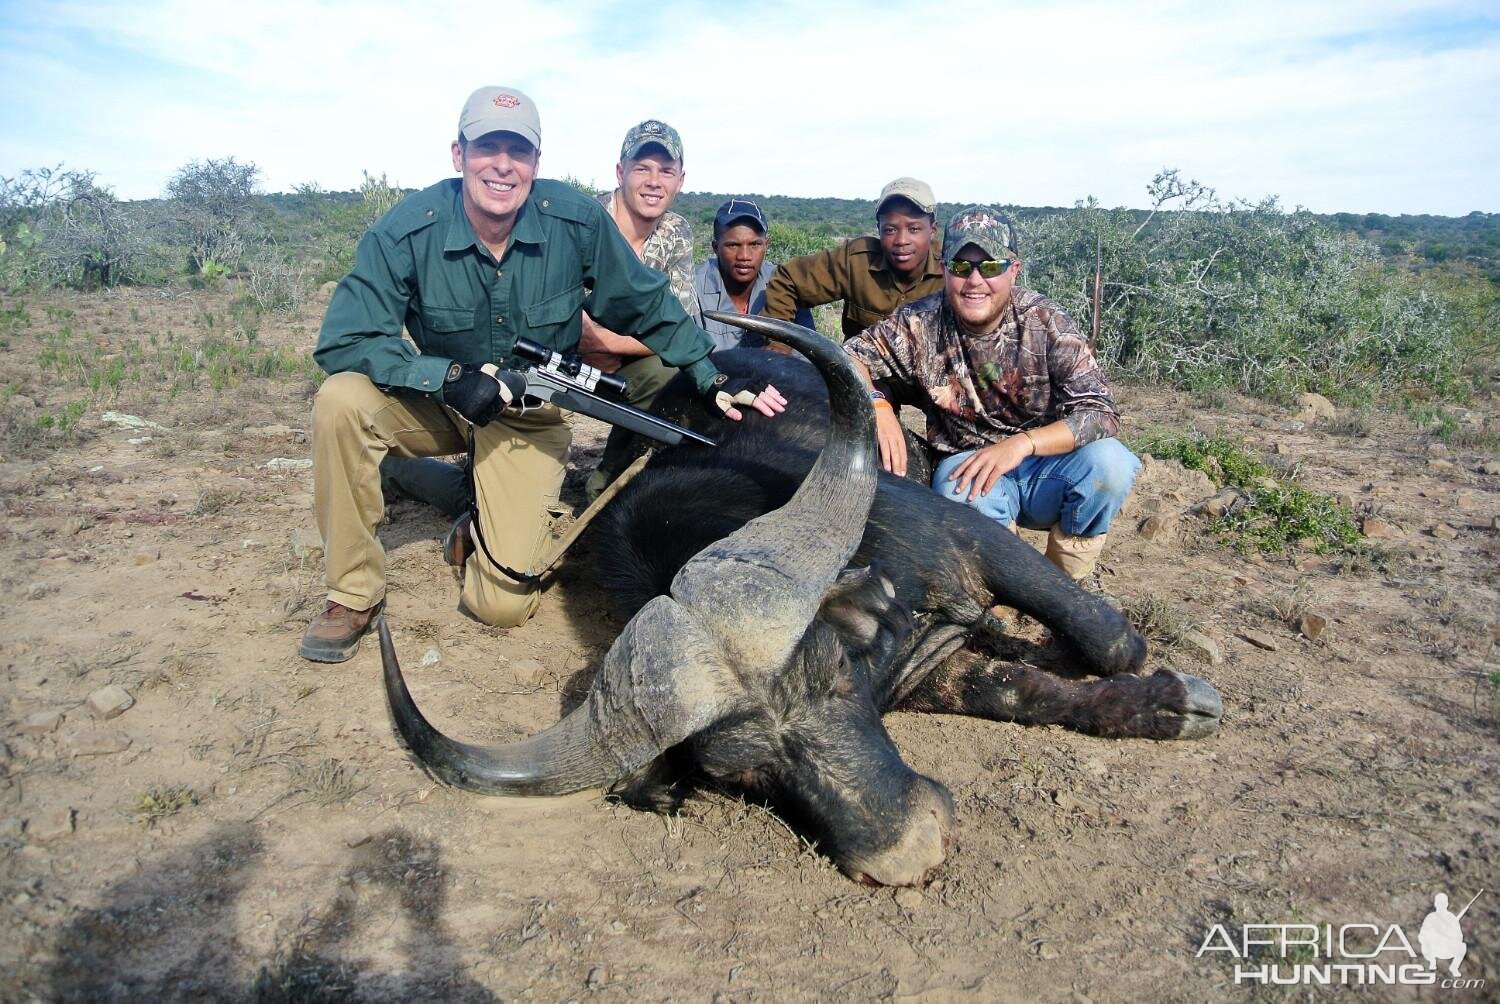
[
  {"left": 298, "top": 599, "right": 384, "bottom": 663},
  {"left": 443, "top": 511, "right": 474, "bottom": 568}
]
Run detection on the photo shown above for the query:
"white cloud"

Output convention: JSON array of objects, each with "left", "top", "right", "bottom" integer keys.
[{"left": 1, "top": 0, "right": 1496, "bottom": 213}]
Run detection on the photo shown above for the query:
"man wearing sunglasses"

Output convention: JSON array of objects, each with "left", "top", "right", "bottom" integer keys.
[
  {"left": 763, "top": 177, "right": 944, "bottom": 342},
  {"left": 843, "top": 206, "right": 1139, "bottom": 586}
]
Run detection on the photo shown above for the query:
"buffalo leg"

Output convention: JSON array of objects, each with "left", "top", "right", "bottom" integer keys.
[{"left": 898, "top": 650, "right": 1222, "bottom": 740}]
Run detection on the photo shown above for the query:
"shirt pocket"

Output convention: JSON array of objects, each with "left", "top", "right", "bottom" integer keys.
[
  {"left": 522, "top": 283, "right": 585, "bottom": 348},
  {"left": 846, "top": 302, "right": 887, "bottom": 332},
  {"left": 413, "top": 304, "right": 479, "bottom": 359}
]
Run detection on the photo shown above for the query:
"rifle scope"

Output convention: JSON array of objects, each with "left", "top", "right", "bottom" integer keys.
[{"left": 513, "top": 337, "right": 628, "bottom": 396}]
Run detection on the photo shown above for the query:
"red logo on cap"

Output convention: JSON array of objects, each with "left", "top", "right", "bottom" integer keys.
[{"left": 494, "top": 94, "right": 520, "bottom": 108}]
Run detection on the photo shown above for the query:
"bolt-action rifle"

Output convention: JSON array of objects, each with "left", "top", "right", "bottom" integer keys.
[{"left": 510, "top": 337, "right": 715, "bottom": 448}]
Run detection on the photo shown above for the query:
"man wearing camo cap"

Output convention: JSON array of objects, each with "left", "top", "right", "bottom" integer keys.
[
  {"left": 579, "top": 119, "right": 702, "bottom": 500},
  {"left": 842, "top": 206, "right": 1139, "bottom": 586}
]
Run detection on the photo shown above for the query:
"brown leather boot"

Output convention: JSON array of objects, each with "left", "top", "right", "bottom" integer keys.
[
  {"left": 298, "top": 599, "right": 384, "bottom": 663},
  {"left": 443, "top": 511, "right": 474, "bottom": 568}
]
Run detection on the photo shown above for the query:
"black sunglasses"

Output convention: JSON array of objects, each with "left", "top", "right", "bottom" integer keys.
[{"left": 947, "top": 258, "right": 1013, "bottom": 278}]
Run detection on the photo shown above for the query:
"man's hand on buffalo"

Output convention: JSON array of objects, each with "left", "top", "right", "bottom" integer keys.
[
  {"left": 441, "top": 362, "right": 525, "bottom": 427},
  {"left": 874, "top": 406, "right": 908, "bottom": 476},
  {"left": 705, "top": 374, "right": 788, "bottom": 422}
]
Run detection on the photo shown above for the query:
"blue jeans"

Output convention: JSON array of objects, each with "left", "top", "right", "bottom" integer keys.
[{"left": 932, "top": 438, "right": 1140, "bottom": 537}]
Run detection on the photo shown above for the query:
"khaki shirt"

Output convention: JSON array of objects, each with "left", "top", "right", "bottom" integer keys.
[
  {"left": 316, "top": 178, "right": 719, "bottom": 394},
  {"left": 763, "top": 236, "right": 944, "bottom": 341},
  {"left": 843, "top": 287, "right": 1120, "bottom": 455}
]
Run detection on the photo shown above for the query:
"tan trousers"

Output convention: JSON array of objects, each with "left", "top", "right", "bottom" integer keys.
[{"left": 312, "top": 372, "right": 571, "bottom": 627}]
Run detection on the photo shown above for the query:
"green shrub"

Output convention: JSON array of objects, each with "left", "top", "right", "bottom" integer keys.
[{"left": 1132, "top": 427, "right": 1360, "bottom": 554}]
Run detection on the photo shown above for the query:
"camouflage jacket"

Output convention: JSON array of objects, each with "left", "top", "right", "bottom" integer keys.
[
  {"left": 596, "top": 191, "right": 701, "bottom": 324},
  {"left": 843, "top": 287, "right": 1120, "bottom": 455}
]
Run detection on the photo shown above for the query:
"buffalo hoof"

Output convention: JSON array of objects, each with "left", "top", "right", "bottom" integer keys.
[{"left": 1095, "top": 669, "right": 1223, "bottom": 740}]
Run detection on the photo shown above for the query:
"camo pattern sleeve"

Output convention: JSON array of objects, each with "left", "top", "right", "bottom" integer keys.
[
  {"left": 642, "top": 211, "right": 702, "bottom": 325},
  {"left": 843, "top": 288, "right": 1119, "bottom": 454}
]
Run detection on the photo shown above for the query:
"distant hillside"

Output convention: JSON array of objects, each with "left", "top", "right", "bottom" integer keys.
[{"left": 669, "top": 192, "right": 1500, "bottom": 283}]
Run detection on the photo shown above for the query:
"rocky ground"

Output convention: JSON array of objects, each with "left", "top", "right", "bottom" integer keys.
[{"left": 1, "top": 286, "right": 1497, "bottom": 1002}]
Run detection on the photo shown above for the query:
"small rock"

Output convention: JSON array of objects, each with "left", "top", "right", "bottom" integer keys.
[
  {"left": 1138, "top": 498, "right": 1161, "bottom": 514},
  {"left": 1335, "top": 493, "right": 1356, "bottom": 510},
  {"left": 1455, "top": 490, "right": 1480, "bottom": 511},
  {"left": 1270, "top": 441, "right": 1287, "bottom": 455},
  {"left": 20, "top": 711, "right": 63, "bottom": 735},
  {"left": 893, "top": 887, "right": 924, "bottom": 911},
  {"left": 1240, "top": 629, "right": 1280, "bottom": 652},
  {"left": 1252, "top": 417, "right": 1273, "bottom": 429},
  {"left": 1427, "top": 458, "right": 1456, "bottom": 472},
  {"left": 511, "top": 658, "right": 549, "bottom": 687},
  {"left": 86, "top": 685, "right": 134, "bottom": 719},
  {"left": 1295, "top": 393, "right": 1337, "bottom": 420},
  {"left": 25, "top": 582, "right": 54, "bottom": 601},
  {"left": 609, "top": 920, "right": 626, "bottom": 934},
  {"left": 1361, "top": 517, "right": 1400, "bottom": 539},
  {"left": 1430, "top": 523, "right": 1459, "bottom": 540},
  {"left": 64, "top": 729, "right": 132, "bottom": 757},
  {"left": 1479, "top": 461, "right": 1500, "bottom": 476},
  {"left": 1037, "top": 943, "right": 1061, "bottom": 961},
  {"left": 100, "top": 411, "right": 164, "bottom": 431},
  {"left": 1424, "top": 442, "right": 1450, "bottom": 457},
  {"left": 1279, "top": 420, "right": 1306, "bottom": 433},
  {"left": 343, "top": 828, "right": 372, "bottom": 848},
  {"left": 1492, "top": 516, "right": 1500, "bottom": 532},
  {"left": 1138, "top": 513, "right": 1177, "bottom": 541},
  {"left": 1233, "top": 575, "right": 1250, "bottom": 586},
  {"left": 585, "top": 966, "right": 606, "bottom": 990},
  {"left": 127, "top": 436, "right": 152, "bottom": 445},
  {"left": 27, "top": 808, "right": 75, "bottom": 844},
  {"left": 1180, "top": 630, "right": 1224, "bottom": 665},
  {"left": 291, "top": 528, "right": 324, "bottom": 559},
  {"left": 132, "top": 548, "right": 159, "bottom": 565},
  {"left": 64, "top": 516, "right": 91, "bottom": 535},
  {"left": 1203, "top": 490, "right": 1240, "bottom": 518},
  {"left": 420, "top": 648, "right": 442, "bottom": 668},
  {"left": 1298, "top": 614, "right": 1328, "bottom": 641},
  {"left": 0, "top": 817, "right": 23, "bottom": 840},
  {"left": 265, "top": 457, "right": 313, "bottom": 471}
]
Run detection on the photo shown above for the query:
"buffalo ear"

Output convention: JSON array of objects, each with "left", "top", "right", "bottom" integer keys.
[{"left": 818, "top": 563, "right": 909, "bottom": 654}]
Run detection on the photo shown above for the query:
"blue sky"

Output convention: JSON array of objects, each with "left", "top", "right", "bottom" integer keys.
[{"left": 1, "top": 0, "right": 1497, "bottom": 215}]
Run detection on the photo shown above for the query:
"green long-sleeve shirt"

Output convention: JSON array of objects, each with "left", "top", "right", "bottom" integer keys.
[{"left": 315, "top": 178, "right": 720, "bottom": 395}]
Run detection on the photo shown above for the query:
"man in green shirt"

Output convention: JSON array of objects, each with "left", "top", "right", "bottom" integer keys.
[
  {"left": 763, "top": 177, "right": 944, "bottom": 342},
  {"left": 302, "top": 85, "right": 785, "bottom": 663}
]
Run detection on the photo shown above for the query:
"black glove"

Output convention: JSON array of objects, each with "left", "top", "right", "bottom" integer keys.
[
  {"left": 441, "top": 362, "right": 525, "bottom": 427},
  {"left": 704, "top": 373, "right": 765, "bottom": 417}
]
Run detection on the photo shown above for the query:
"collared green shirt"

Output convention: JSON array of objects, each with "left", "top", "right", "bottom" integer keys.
[
  {"left": 762, "top": 235, "right": 945, "bottom": 342},
  {"left": 315, "top": 178, "right": 720, "bottom": 395}
]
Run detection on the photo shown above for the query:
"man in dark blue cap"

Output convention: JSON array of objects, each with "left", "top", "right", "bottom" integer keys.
[{"left": 693, "top": 199, "right": 815, "bottom": 350}]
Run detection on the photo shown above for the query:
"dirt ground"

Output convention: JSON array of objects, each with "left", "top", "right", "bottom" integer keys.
[{"left": 1, "top": 286, "right": 1497, "bottom": 1002}]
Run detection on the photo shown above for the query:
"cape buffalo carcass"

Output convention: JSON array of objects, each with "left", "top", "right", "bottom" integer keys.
[{"left": 381, "top": 314, "right": 1222, "bottom": 886}]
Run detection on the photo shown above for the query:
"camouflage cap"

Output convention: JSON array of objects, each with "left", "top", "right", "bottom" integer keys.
[
  {"left": 942, "top": 206, "right": 1020, "bottom": 262},
  {"left": 458, "top": 86, "right": 541, "bottom": 146},
  {"left": 620, "top": 119, "right": 683, "bottom": 164},
  {"left": 876, "top": 177, "right": 937, "bottom": 217}
]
